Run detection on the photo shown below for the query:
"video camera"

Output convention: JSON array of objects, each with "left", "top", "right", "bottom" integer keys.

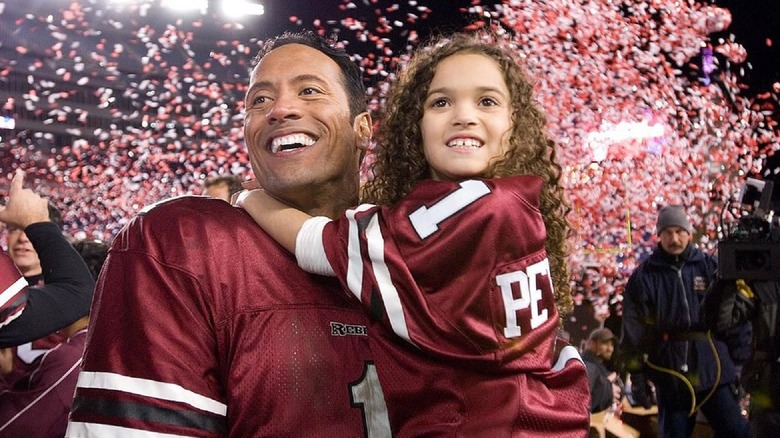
[{"left": 718, "top": 177, "right": 780, "bottom": 281}]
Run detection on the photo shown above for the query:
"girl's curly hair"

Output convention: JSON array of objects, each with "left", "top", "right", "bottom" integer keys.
[{"left": 363, "top": 32, "right": 574, "bottom": 317}]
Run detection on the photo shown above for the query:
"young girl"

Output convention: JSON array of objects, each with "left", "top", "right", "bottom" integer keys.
[{"left": 240, "top": 32, "right": 589, "bottom": 436}]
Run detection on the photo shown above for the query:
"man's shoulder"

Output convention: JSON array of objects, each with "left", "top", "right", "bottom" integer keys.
[
  {"left": 115, "top": 196, "right": 269, "bottom": 254},
  {"left": 135, "top": 196, "right": 252, "bottom": 229},
  {"left": 626, "top": 259, "right": 657, "bottom": 290},
  {"left": 139, "top": 195, "right": 242, "bottom": 219}
]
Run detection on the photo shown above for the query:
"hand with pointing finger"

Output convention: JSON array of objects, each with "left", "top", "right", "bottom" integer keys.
[{"left": 0, "top": 170, "right": 50, "bottom": 231}]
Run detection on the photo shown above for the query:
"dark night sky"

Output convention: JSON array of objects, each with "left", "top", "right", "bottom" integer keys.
[
  {"left": 267, "top": 0, "right": 780, "bottom": 96},
  {"left": 711, "top": 0, "right": 780, "bottom": 94},
  {"left": 6, "top": 1, "right": 777, "bottom": 93}
]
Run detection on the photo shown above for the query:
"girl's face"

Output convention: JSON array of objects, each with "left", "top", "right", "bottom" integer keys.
[{"left": 421, "top": 53, "right": 513, "bottom": 182}]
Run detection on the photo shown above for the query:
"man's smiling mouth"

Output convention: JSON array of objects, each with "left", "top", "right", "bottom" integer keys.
[{"left": 270, "top": 133, "right": 317, "bottom": 153}]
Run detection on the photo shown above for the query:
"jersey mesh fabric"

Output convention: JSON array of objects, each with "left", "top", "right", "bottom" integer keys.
[
  {"left": 67, "top": 197, "right": 390, "bottom": 438},
  {"left": 315, "top": 176, "right": 591, "bottom": 436}
]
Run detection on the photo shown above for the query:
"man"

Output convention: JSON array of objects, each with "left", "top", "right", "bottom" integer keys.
[
  {"left": 706, "top": 278, "right": 780, "bottom": 438},
  {"left": 67, "top": 32, "right": 391, "bottom": 437},
  {"left": 0, "top": 170, "right": 94, "bottom": 374},
  {"left": 0, "top": 169, "right": 94, "bottom": 437},
  {"left": 1, "top": 314, "right": 89, "bottom": 437},
  {"left": 622, "top": 204, "right": 748, "bottom": 438},
  {"left": 203, "top": 174, "right": 244, "bottom": 202},
  {"left": 1, "top": 170, "right": 93, "bottom": 345},
  {"left": 583, "top": 328, "right": 622, "bottom": 413}
]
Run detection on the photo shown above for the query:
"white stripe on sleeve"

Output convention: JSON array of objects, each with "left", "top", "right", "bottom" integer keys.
[
  {"left": 295, "top": 216, "right": 336, "bottom": 276},
  {"left": 66, "top": 421, "right": 195, "bottom": 438},
  {"left": 551, "top": 345, "right": 584, "bottom": 372},
  {"left": 363, "top": 214, "right": 415, "bottom": 346},
  {"left": 0, "top": 277, "right": 29, "bottom": 327},
  {"left": 1, "top": 277, "right": 28, "bottom": 307},
  {"left": 345, "top": 204, "right": 375, "bottom": 300},
  {"left": 75, "top": 371, "right": 227, "bottom": 416}
]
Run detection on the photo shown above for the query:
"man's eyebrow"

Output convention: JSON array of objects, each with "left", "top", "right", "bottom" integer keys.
[
  {"left": 291, "top": 74, "right": 329, "bottom": 85},
  {"left": 248, "top": 74, "right": 329, "bottom": 93}
]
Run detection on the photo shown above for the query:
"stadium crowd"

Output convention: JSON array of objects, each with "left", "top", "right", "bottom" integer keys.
[
  {"left": 0, "top": 1, "right": 778, "bottom": 437},
  {"left": 0, "top": 0, "right": 778, "bottom": 278}
]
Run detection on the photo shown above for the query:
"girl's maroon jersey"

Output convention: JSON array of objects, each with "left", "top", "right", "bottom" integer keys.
[
  {"left": 296, "top": 176, "right": 591, "bottom": 437},
  {"left": 67, "top": 198, "right": 392, "bottom": 437}
]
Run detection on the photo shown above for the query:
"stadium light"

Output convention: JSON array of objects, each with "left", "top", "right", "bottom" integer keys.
[
  {"left": 221, "top": 0, "right": 264, "bottom": 17},
  {"left": 586, "top": 120, "right": 667, "bottom": 162},
  {"left": 161, "top": 0, "right": 208, "bottom": 12}
]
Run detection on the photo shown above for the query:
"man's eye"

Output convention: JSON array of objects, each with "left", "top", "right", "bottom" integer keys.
[
  {"left": 301, "top": 87, "right": 320, "bottom": 95},
  {"left": 252, "top": 96, "right": 268, "bottom": 105}
]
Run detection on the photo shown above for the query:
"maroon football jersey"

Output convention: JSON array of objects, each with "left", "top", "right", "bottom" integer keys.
[
  {"left": 67, "top": 197, "right": 391, "bottom": 437},
  {"left": 0, "top": 328, "right": 86, "bottom": 437},
  {"left": 297, "top": 176, "right": 591, "bottom": 436},
  {"left": 0, "top": 252, "right": 27, "bottom": 327},
  {"left": 1, "top": 254, "right": 68, "bottom": 390}
]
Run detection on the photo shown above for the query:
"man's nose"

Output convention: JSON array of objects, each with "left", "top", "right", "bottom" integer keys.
[
  {"left": 16, "top": 231, "right": 31, "bottom": 243},
  {"left": 267, "top": 92, "right": 302, "bottom": 123}
]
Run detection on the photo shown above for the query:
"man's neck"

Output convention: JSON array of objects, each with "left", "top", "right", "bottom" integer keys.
[{"left": 281, "top": 182, "right": 360, "bottom": 219}]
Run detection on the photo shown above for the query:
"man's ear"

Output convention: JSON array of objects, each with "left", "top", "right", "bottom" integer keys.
[{"left": 353, "top": 112, "right": 372, "bottom": 144}]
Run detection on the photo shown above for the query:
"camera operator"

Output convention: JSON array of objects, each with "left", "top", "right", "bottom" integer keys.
[
  {"left": 706, "top": 277, "right": 780, "bottom": 437},
  {"left": 705, "top": 175, "right": 780, "bottom": 437},
  {"left": 622, "top": 204, "right": 749, "bottom": 438}
]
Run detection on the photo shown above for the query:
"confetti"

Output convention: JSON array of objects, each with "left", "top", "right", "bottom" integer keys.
[{"left": 0, "top": 0, "right": 777, "bottom": 282}]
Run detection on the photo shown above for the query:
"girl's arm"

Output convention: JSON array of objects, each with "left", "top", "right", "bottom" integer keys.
[{"left": 237, "top": 189, "right": 311, "bottom": 254}]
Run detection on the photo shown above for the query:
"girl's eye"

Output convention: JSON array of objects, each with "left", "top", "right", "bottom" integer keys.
[
  {"left": 430, "top": 98, "right": 449, "bottom": 108},
  {"left": 480, "top": 97, "right": 499, "bottom": 106}
]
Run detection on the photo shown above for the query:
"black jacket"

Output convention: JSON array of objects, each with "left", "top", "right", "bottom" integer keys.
[{"left": 622, "top": 244, "right": 745, "bottom": 397}]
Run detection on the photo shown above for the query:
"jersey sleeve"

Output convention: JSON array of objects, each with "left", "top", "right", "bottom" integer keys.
[
  {"left": 296, "top": 216, "right": 336, "bottom": 276},
  {"left": 0, "top": 252, "right": 27, "bottom": 328},
  {"left": 306, "top": 176, "right": 564, "bottom": 369},
  {"left": 0, "top": 222, "right": 95, "bottom": 347},
  {"left": 0, "top": 333, "right": 84, "bottom": 435},
  {"left": 67, "top": 214, "right": 227, "bottom": 437}
]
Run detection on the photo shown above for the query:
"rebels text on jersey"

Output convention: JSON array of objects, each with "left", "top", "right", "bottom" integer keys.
[
  {"left": 67, "top": 197, "right": 391, "bottom": 437},
  {"left": 296, "top": 176, "right": 590, "bottom": 436}
]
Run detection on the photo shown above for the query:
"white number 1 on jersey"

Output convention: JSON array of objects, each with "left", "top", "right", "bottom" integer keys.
[
  {"left": 351, "top": 362, "right": 392, "bottom": 437},
  {"left": 409, "top": 180, "right": 491, "bottom": 239}
]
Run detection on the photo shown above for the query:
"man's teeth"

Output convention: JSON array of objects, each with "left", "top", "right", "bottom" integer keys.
[
  {"left": 271, "top": 134, "right": 316, "bottom": 153},
  {"left": 447, "top": 138, "right": 482, "bottom": 148}
]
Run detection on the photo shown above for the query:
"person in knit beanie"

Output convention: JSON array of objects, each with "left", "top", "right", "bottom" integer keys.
[
  {"left": 656, "top": 204, "right": 693, "bottom": 236},
  {"left": 652, "top": 204, "right": 695, "bottom": 259},
  {"left": 621, "top": 204, "right": 750, "bottom": 438}
]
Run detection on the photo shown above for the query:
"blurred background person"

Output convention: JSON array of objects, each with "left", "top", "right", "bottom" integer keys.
[
  {"left": 0, "top": 170, "right": 94, "bottom": 378},
  {"left": 583, "top": 327, "right": 623, "bottom": 414},
  {"left": 0, "top": 171, "right": 98, "bottom": 437},
  {"left": 203, "top": 174, "right": 244, "bottom": 202}
]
